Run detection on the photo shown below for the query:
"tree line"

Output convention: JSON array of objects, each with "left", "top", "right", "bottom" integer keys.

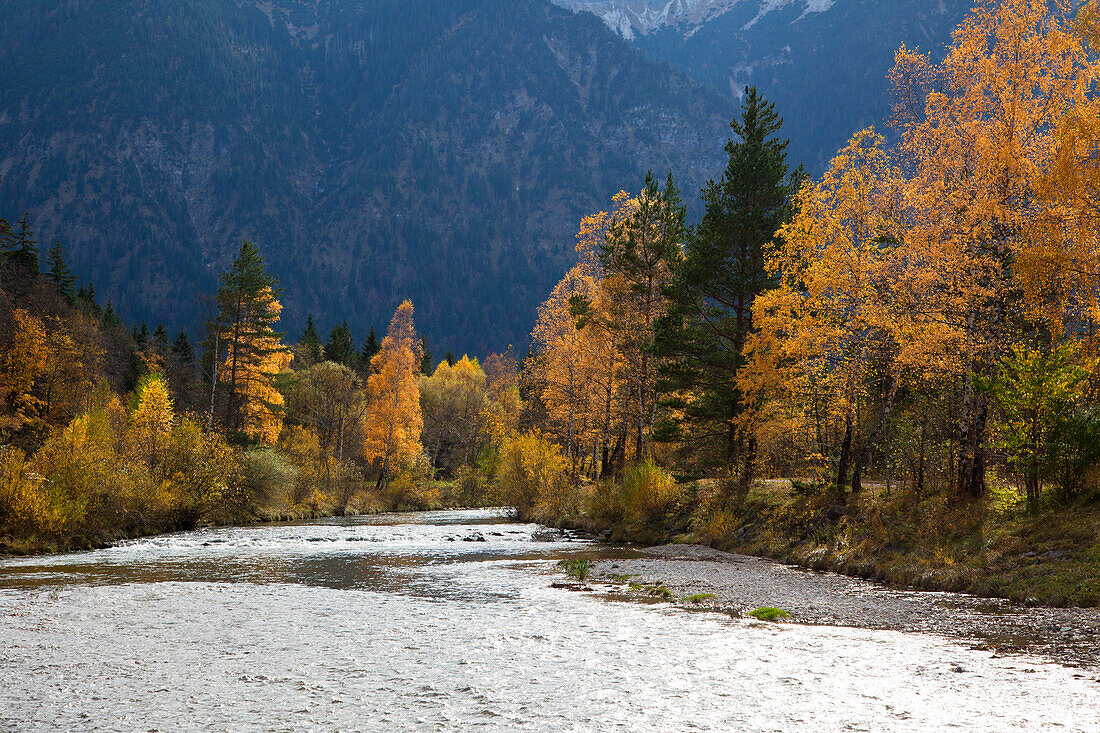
[
  {"left": 4, "top": 0, "right": 1100, "bottom": 562},
  {"left": 509, "top": 0, "right": 1100, "bottom": 532}
]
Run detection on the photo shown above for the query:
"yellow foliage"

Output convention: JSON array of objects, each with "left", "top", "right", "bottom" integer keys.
[
  {"left": 128, "top": 372, "right": 174, "bottom": 467},
  {"left": 363, "top": 300, "right": 423, "bottom": 480},
  {"left": 497, "top": 430, "right": 577, "bottom": 520}
]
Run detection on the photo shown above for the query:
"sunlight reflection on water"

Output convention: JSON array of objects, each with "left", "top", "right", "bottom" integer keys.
[{"left": 0, "top": 509, "right": 1096, "bottom": 731}]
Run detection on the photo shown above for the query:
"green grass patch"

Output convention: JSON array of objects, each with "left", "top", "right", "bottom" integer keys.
[
  {"left": 747, "top": 606, "right": 791, "bottom": 621},
  {"left": 684, "top": 593, "right": 717, "bottom": 604},
  {"left": 557, "top": 558, "right": 591, "bottom": 581}
]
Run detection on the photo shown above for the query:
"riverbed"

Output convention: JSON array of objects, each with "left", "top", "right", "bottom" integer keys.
[{"left": 1, "top": 509, "right": 1096, "bottom": 731}]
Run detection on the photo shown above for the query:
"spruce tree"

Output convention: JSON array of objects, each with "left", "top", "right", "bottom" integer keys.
[
  {"left": 654, "top": 87, "right": 801, "bottom": 490},
  {"left": 172, "top": 330, "right": 195, "bottom": 366},
  {"left": 45, "top": 241, "right": 76, "bottom": 300},
  {"left": 104, "top": 301, "right": 121, "bottom": 326},
  {"left": 153, "top": 323, "right": 171, "bottom": 355},
  {"left": 8, "top": 213, "right": 39, "bottom": 277},
  {"left": 361, "top": 326, "right": 381, "bottom": 367},
  {"left": 324, "top": 321, "right": 356, "bottom": 366},
  {"left": 299, "top": 313, "right": 324, "bottom": 364},
  {"left": 420, "top": 337, "right": 434, "bottom": 374}
]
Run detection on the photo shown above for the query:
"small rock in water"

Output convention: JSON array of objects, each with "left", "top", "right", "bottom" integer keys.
[{"left": 461, "top": 533, "right": 486, "bottom": 542}]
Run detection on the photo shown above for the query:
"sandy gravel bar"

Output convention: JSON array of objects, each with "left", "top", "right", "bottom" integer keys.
[{"left": 586, "top": 544, "right": 1100, "bottom": 669}]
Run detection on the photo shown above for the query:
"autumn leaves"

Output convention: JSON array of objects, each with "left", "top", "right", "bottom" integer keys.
[
  {"left": 746, "top": 0, "right": 1100, "bottom": 502},
  {"left": 212, "top": 242, "right": 427, "bottom": 489},
  {"left": 528, "top": 0, "right": 1100, "bottom": 510}
]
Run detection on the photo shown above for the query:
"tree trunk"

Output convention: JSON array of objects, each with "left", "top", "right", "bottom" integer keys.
[{"left": 836, "top": 412, "right": 853, "bottom": 498}]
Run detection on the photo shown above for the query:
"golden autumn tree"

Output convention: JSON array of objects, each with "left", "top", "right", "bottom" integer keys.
[
  {"left": 531, "top": 263, "right": 605, "bottom": 469},
  {"left": 1034, "top": 1, "right": 1100, "bottom": 336},
  {"left": 1, "top": 309, "right": 51, "bottom": 437},
  {"left": 888, "top": 0, "right": 1100, "bottom": 496},
  {"left": 212, "top": 241, "right": 291, "bottom": 442},
  {"left": 420, "top": 355, "right": 489, "bottom": 473},
  {"left": 564, "top": 176, "right": 684, "bottom": 468},
  {"left": 741, "top": 130, "right": 904, "bottom": 496},
  {"left": 128, "top": 371, "right": 174, "bottom": 468},
  {"left": 363, "top": 300, "right": 423, "bottom": 487}
]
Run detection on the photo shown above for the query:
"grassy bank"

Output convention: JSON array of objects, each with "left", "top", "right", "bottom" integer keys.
[
  {"left": 518, "top": 464, "right": 1100, "bottom": 608},
  {"left": 696, "top": 480, "right": 1100, "bottom": 608}
]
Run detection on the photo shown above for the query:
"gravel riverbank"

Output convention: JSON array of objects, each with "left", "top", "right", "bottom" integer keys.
[{"left": 584, "top": 544, "right": 1100, "bottom": 670}]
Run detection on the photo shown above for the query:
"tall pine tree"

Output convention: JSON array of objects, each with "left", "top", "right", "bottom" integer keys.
[
  {"left": 324, "top": 321, "right": 356, "bottom": 366},
  {"left": 210, "top": 240, "right": 289, "bottom": 438},
  {"left": 45, "top": 242, "right": 76, "bottom": 301},
  {"left": 654, "top": 88, "right": 801, "bottom": 493},
  {"left": 299, "top": 314, "right": 324, "bottom": 364},
  {"left": 361, "top": 326, "right": 381, "bottom": 369}
]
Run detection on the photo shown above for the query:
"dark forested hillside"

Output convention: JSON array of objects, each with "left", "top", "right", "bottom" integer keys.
[
  {"left": 0, "top": 0, "right": 728, "bottom": 352},
  {"left": 556, "top": 0, "right": 972, "bottom": 172}
]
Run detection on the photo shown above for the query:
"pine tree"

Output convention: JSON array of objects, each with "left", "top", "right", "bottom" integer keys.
[
  {"left": 299, "top": 314, "right": 324, "bottom": 364},
  {"left": 360, "top": 326, "right": 381, "bottom": 368},
  {"left": 133, "top": 322, "right": 149, "bottom": 347},
  {"left": 45, "top": 241, "right": 76, "bottom": 300},
  {"left": 210, "top": 240, "right": 290, "bottom": 438},
  {"left": 324, "top": 321, "right": 356, "bottom": 366},
  {"left": 420, "top": 337, "right": 434, "bottom": 374},
  {"left": 445, "top": 351, "right": 456, "bottom": 367},
  {"left": 654, "top": 87, "right": 799, "bottom": 491},
  {"left": 152, "top": 324, "right": 171, "bottom": 355},
  {"left": 8, "top": 213, "right": 39, "bottom": 277},
  {"left": 172, "top": 330, "right": 194, "bottom": 366}
]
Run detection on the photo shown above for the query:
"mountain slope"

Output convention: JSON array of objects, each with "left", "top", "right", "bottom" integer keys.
[
  {"left": 0, "top": 0, "right": 730, "bottom": 352},
  {"left": 553, "top": 0, "right": 971, "bottom": 171}
]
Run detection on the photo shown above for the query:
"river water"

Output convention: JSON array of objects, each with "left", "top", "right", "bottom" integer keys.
[{"left": 0, "top": 508, "right": 1096, "bottom": 731}]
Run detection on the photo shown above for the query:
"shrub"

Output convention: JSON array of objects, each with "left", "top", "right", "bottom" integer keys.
[
  {"left": 557, "top": 558, "right": 590, "bottom": 580},
  {"left": 242, "top": 448, "right": 298, "bottom": 510},
  {"left": 382, "top": 453, "right": 439, "bottom": 510},
  {"left": 452, "top": 465, "right": 489, "bottom": 507},
  {"left": 496, "top": 430, "right": 578, "bottom": 521},
  {"left": 620, "top": 459, "right": 680, "bottom": 525}
]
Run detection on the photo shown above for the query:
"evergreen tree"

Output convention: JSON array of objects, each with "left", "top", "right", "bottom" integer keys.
[
  {"left": 153, "top": 323, "right": 171, "bottom": 355},
  {"left": 45, "top": 242, "right": 76, "bottom": 300},
  {"left": 133, "top": 322, "right": 149, "bottom": 347},
  {"left": 77, "top": 283, "right": 103, "bottom": 317},
  {"left": 324, "top": 321, "right": 356, "bottom": 366},
  {"left": 420, "top": 337, "right": 434, "bottom": 374},
  {"left": 210, "top": 240, "right": 287, "bottom": 435},
  {"left": 103, "top": 301, "right": 121, "bottom": 327},
  {"left": 445, "top": 351, "right": 456, "bottom": 367},
  {"left": 299, "top": 313, "right": 324, "bottom": 364},
  {"left": 8, "top": 213, "right": 39, "bottom": 276},
  {"left": 172, "top": 330, "right": 195, "bottom": 366},
  {"left": 654, "top": 87, "right": 800, "bottom": 490},
  {"left": 360, "top": 326, "right": 381, "bottom": 367}
]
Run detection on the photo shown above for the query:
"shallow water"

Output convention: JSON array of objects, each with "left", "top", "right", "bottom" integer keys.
[{"left": 1, "top": 509, "right": 1096, "bottom": 731}]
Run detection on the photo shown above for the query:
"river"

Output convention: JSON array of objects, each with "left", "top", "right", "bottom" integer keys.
[{"left": 0, "top": 508, "right": 1096, "bottom": 731}]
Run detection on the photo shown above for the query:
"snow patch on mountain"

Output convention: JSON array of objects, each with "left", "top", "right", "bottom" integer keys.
[{"left": 552, "top": 0, "right": 837, "bottom": 37}]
